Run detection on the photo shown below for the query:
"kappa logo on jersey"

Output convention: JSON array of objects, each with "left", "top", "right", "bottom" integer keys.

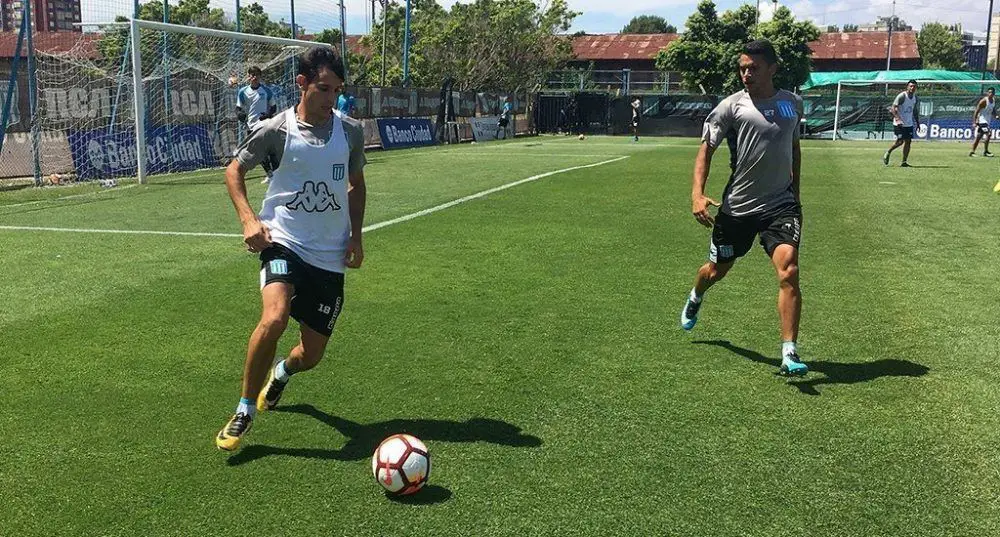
[
  {"left": 777, "top": 101, "right": 797, "bottom": 119},
  {"left": 285, "top": 181, "right": 341, "bottom": 212}
]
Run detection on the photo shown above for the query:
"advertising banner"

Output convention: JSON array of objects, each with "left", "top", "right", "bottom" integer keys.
[{"left": 376, "top": 118, "right": 435, "bottom": 149}]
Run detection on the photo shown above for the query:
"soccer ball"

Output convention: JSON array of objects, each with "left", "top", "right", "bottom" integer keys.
[
  {"left": 371, "top": 434, "right": 430, "bottom": 495},
  {"left": 578, "top": 134, "right": 585, "bottom": 140}
]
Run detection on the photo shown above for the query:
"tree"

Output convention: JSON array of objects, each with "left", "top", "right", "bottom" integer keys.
[
  {"left": 655, "top": 0, "right": 818, "bottom": 94},
  {"left": 621, "top": 15, "right": 676, "bottom": 34},
  {"left": 918, "top": 22, "right": 966, "bottom": 70},
  {"left": 825, "top": 25, "right": 839, "bottom": 33},
  {"left": 842, "top": 24, "right": 859, "bottom": 32},
  {"left": 360, "top": 0, "right": 577, "bottom": 90}
]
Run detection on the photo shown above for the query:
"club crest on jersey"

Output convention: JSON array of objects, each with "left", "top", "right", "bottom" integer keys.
[
  {"left": 285, "top": 181, "right": 341, "bottom": 212},
  {"left": 331, "top": 164, "right": 345, "bottom": 182},
  {"left": 269, "top": 259, "right": 288, "bottom": 275}
]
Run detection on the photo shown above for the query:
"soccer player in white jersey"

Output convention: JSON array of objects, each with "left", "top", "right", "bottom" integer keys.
[
  {"left": 679, "top": 39, "right": 808, "bottom": 377},
  {"left": 969, "top": 87, "right": 996, "bottom": 158},
  {"left": 236, "top": 66, "right": 277, "bottom": 183},
  {"left": 216, "top": 47, "right": 368, "bottom": 452},
  {"left": 882, "top": 79, "right": 921, "bottom": 168}
]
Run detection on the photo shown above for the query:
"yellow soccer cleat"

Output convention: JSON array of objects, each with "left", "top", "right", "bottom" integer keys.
[
  {"left": 994, "top": 180, "right": 1000, "bottom": 193},
  {"left": 257, "top": 368, "right": 288, "bottom": 412},
  {"left": 215, "top": 412, "right": 252, "bottom": 451}
]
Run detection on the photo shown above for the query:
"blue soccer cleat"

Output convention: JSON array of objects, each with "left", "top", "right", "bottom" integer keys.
[
  {"left": 779, "top": 353, "right": 809, "bottom": 376},
  {"left": 680, "top": 295, "right": 702, "bottom": 331}
]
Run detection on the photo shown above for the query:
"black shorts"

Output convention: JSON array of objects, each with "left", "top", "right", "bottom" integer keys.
[
  {"left": 894, "top": 125, "right": 914, "bottom": 140},
  {"left": 260, "top": 243, "right": 344, "bottom": 337},
  {"left": 978, "top": 123, "right": 992, "bottom": 136},
  {"left": 498, "top": 117, "right": 510, "bottom": 128},
  {"left": 632, "top": 117, "right": 640, "bottom": 128},
  {"left": 709, "top": 204, "right": 802, "bottom": 264}
]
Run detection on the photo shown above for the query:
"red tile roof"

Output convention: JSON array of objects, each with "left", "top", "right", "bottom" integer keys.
[
  {"left": 571, "top": 33, "right": 679, "bottom": 61},
  {"left": 0, "top": 31, "right": 98, "bottom": 59},
  {"left": 809, "top": 31, "right": 919, "bottom": 60}
]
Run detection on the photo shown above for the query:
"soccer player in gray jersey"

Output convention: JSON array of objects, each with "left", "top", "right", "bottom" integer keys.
[
  {"left": 216, "top": 47, "right": 368, "bottom": 451},
  {"left": 882, "top": 80, "right": 921, "bottom": 167},
  {"left": 680, "top": 39, "right": 808, "bottom": 377},
  {"left": 969, "top": 87, "right": 996, "bottom": 157}
]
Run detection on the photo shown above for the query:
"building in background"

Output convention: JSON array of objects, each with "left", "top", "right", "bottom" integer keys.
[
  {"left": 1, "top": 0, "right": 81, "bottom": 33},
  {"left": 962, "top": 30, "right": 987, "bottom": 72}
]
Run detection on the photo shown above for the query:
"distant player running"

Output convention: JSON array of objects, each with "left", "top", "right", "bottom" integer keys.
[
  {"left": 631, "top": 97, "right": 641, "bottom": 142},
  {"left": 216, "top": 47, "right": 368, "bottom": 452},
  {"left": 496, "top": 96, "right": 513, "bottom": 140},
  {"left": 970, "top": 87, "right": 996, "bottom": 157},
  {"left": 679, "top": 39, "right": 808, "bottom": 377},
  {"left": 236, "top": 66, "right": 277, "bottom": 183},
  {"left": 882, "top": 80, "right": 921, "bottom": 167}
]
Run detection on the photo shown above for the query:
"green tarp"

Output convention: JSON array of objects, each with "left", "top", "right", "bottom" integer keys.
[{"left": 802, "top": 70, "right": 998, "bottom": 91}]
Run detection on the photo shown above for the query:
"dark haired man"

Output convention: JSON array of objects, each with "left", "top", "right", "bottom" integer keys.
[
  {"left": 883, "top": 79, "right": 920, "bottom": 167},
  {"left": 679, "top": 39, "right": 808, "bottom": 377},
  {"left": 216, "top": 47, "right": 368, "bottom": 451},
  {"left": 970, "top": 87, "right": 996, "bottom": 157},
  {"left": 236, "top": 65, "right": 277, "bottom": 183}
]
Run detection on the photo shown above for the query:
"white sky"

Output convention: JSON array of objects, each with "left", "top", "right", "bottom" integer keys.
[{"left": 83, "top": 0, "right": 995, "bottom": 36}]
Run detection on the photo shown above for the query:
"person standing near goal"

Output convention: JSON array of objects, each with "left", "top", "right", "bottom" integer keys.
[
  {"left": 236, "top": 66, "right": 278, "bottom": 183},
  {"left": 969, "top": 87, "right": 996, "bottom": 158},
  {"left": 679, "top": 39, "right": 808, "bottom": 377},
  {"left": 216, "top": 47, "right": 368, "bottom": 452},
  {"left": 631, "top": 97, "right": 641, "bottom": 142},
  {"left": 882, "top": 79, "right": 921, "bottom": 168}
]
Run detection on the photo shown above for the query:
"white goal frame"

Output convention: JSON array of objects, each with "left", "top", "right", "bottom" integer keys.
[
  {"left": 129, "top": 19, "right": 322, "bottom": 183},
  {"left": 832, "top": 79, "right": 998, "bottom": 141}
]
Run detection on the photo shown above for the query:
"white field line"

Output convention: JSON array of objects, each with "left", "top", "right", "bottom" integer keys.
[{"left": 0, "top": 156, "right": 629, "bottom": 238}]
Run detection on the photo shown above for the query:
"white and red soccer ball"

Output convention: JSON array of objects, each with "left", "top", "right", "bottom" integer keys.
[{"left": 371, "top": 434, "right": 430, "bottom": 495}]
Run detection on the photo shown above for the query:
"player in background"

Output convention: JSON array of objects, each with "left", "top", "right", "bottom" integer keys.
[
  {"left": 679, "top": 39, "right": 808, "bottom": 377},
  {"left": 969, "top": 87, "right": 996, "bottom": 157},
  {"left": 216, "top": 47, "right": 368, "bottom": 452},
  {"left": 496, "top": 96, "right": 513, "bottom": 140},
  {"left": 236, "top": 66, "right": 277, "bottom": 183},
  {"left": 882, "top": 80, "right": 921, "bottom": 168},
  {"left": 631, "top": 97, "right": 641, "bottom": 142},
  {"left": 337, "top": 90, "right": 356, "bottom": 117}
]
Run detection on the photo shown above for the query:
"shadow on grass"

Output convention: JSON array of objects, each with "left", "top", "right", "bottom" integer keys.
[
  {"left": 385, "top": 485, "right": 452, "bottom": 505},
  {"left": 692, "top": 340, "right": 929, "bottom": 396},
  {"left": 227, "top": 404, "right": 542, "bottom": 466}
]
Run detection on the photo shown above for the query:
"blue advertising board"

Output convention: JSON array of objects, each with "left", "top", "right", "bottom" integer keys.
[
  {"left": 915, "top": 119, "right": 1000, "bottom": 141},
  {"left": 68, "top": 124, "right": 216, "bottom": 180},
  {"left": 376, "top": 118, "right": 436, "bottom": 149}
]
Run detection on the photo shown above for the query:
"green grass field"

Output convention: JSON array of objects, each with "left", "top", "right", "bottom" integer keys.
[{"left": 2, "top": 136, "right": 999, "bottom": 536}]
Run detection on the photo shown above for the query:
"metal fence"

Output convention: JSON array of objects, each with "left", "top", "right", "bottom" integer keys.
[{"left": 544, "top": 70, "right": 687, "bottom": 95}]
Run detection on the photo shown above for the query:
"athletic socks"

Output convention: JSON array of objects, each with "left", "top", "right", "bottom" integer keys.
[
  {"left": 236, "top": 397, "right": 256, "bottom": 418},
  {"left": 689, "top": 288, "right": 703, "bottom": 304},
  {"left": 781, "top": 341, "right": 797, "bottom": 359},
  {"left": 274, "top": 359, "right": 292, "bottom": 383}
]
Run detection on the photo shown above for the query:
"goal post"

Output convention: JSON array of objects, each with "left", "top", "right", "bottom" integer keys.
[
  {"left": 829, "top": 79, "right": 1000, "bottom": 142},
  {"left": 34, "top": 19, "right": 323, "bottom": 185}
]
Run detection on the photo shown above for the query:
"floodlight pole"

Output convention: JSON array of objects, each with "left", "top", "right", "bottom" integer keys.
[
  {"left": 984, "top": 0, "right": 993, "bottom": 80},
  {"left": 885, "top": 0, "right": 895, "bottom": 72},
  {"left": 402, "top": 0, "right": 411, "bottom": 87},
  {"left": 339, "top": 0, "right": 348, "bottom": 83},
  {"left": 833, "top": 81, "right": 842, "bottom": 141},
  {"left": 380, "top": 0, "right": 387, "bottom": 86}
]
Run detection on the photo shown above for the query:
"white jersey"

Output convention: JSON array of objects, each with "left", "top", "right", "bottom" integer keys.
[
  {"left": 893, "top": 92, "right": 917, "bottom": 127},
  {"left": 979, "top": 97, "right": 995, "bottom": 124},
  {"left": 237, "top": 84, "right": 274, "bottom": 130},
  {"left": 259, "top": 108, "right": 351, "bottom": 273}
]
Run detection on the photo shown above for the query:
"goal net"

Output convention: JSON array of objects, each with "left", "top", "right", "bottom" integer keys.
[
  {"left": 820, "top": 79, "right": 1000, "bottom": 142},
  {"left": 35, "top": 20, "right": 319, "bottom": 183}
]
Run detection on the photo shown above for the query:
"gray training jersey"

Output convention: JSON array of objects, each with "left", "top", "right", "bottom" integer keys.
[
  {"left": 235, "top": 108, "right": 367, "bottom": 177},
  {"left": 701, "top": 89, "right": 802, "bottom": 217}
]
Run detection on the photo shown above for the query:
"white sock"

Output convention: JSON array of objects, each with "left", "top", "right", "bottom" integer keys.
[
  {"left": 782, "top": 341, "right": 798, "bottom": 359},
  {"left": 689, "top": 288, "right": 702, "bottom": 303},
  {"left": 274, "top": 359, "right": 291, "bottom": 383},
  {"left": 236, "top": 397, "right": 256, "bottom": 417}
]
